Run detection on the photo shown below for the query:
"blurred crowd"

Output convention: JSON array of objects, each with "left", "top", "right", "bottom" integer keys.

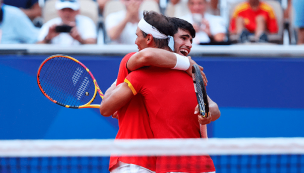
[{"left": 1, "top": 0, "right": 302, "bottom": 45}]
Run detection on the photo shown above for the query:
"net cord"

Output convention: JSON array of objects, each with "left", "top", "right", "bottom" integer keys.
[{"left": 1, "top": 138, "right": 304, "bottom": 157}]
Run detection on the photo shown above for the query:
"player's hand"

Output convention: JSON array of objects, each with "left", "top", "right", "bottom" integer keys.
[
  {"left": 186, "top": 57, "right": 208, "bottom": 86},
  {"left": 111, "top": 111, "right": 118, "bottom": 119},
  {"left": 186, "top": 56, "right": 195, "bottom": 76},
  {"left": 198, "top": 65, "right": 208, "bottom": 86},
  {"left": 194, "top": 105, "right": 212, "bottom": 125}
]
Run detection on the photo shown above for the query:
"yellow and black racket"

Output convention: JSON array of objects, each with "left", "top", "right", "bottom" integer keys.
[
  {"left": 37, "top": 55, "right": 104, "bottom": 109},
  {"left": 192, "top": 64, "right": 209, "bottom": 117}
]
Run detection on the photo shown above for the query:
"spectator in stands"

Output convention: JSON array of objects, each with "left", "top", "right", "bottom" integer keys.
[
  {"left": 37, "top": 0, "right": 97, "bottom": 45},
  {"left": 97, "top": 0, "right": 109, "bottom": 14},
  {"left": 0, "top": 0, "right": 39, "bottom": 44},
  {"left": 291, "top": 0, "right": 304, "bottom": 44},
  {"left": 105, "top": 0, "right": 143, "bottom": 44},
  {"left": 169, "top": 0, "right": 219, "bottom": 16},
  {"left": 3, "top": 0, "right": 41, "bottom": 21},
  {"left": 180, "top": 0, "right": 226, "bottom": 44},
  {"left": 229, "top": 0, "right": 278, "bottom": 43}
]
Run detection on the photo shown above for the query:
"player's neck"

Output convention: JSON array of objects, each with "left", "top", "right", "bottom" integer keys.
[{"left": 164, "top": 46, "right": 172, "bottom": 52}]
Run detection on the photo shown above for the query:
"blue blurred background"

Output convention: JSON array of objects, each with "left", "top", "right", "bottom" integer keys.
[{"left": 1, "top": 51, "right": 303, "bottom": 140}]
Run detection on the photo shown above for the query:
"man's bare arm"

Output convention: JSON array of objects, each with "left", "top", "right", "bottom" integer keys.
[
  {"left": 100, "top": 82, "right": 134, "bottom": 117},
  {"left": 127, "top": 48, "right": 178, "bottom": 71},
  {"left": 127, "top": 48, "right": 208, "bottom": 85},
  {"left": 200, "top": 124, "right": 208, "bottom": 138}
]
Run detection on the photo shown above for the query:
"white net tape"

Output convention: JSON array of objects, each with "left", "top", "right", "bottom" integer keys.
[{"left": 1, "top": 138, "right": 304, "bottom": 157}]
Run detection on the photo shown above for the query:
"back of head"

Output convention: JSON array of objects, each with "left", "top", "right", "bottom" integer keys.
[
  {"left": 169, "top": 17, "right": 196, "bottom": 38},
  {"left": 142, "top": 11, "right": 173, "bottom": 49}
]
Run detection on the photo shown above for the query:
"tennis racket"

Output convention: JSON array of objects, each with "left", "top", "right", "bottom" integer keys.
[
  {"left": 37, "top": 55, "right": 104, "bottom": 109},
  {"left": 192, "top": 64, "right": 209, "bottom": 117}
]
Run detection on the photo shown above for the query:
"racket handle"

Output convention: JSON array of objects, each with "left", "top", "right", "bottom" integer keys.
[{"left": 79, "top": 104, "right": 100, "bottom": 109}]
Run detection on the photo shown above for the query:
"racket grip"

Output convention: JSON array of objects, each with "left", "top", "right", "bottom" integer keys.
[{"left": 79, "top": 104, "right": 100, "bottom": 109}]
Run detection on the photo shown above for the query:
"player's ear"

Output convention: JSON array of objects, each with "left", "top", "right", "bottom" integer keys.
[{"left": 146, "top": 34, "right": 153, "bottom": 44}]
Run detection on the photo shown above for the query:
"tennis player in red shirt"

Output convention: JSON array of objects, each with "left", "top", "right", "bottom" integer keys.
[
  {"left": 100, "top": 12, "right": 220, "bottom": 173},
  {"left": 106, "top": 11, "right": 174, "bottom": 173},
  {"left": 229, "top": 0, "right": 278, "bottom": 42}
]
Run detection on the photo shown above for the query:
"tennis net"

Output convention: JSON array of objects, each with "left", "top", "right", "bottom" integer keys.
[{"left": 1, "top": 138, "right": 304, "bottom": 173}]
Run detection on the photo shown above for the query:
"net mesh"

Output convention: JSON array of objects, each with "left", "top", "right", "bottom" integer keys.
[{"left": 1, "top": 138, "right": 304, "bottom": 173}]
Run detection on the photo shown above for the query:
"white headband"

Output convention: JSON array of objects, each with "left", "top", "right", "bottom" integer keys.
[{"left": 138, "top": 18, "right": 168, "bottom": 39}]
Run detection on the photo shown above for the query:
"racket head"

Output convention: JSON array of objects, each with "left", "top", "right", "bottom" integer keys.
[
  {"left": 37, "top": 55, "right": 104, "bottom": 109},
  {"left": 192, "top": 64, "right": 209, "bottom": 117}
]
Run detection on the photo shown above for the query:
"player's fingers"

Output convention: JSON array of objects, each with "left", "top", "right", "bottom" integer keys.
[
  {"left": 194, "top": 105, "right": 199, "bottom": 114},
  {"left": 206, "top": 112, "right": 212, "bottom": 124},
  {"left": 198, "top": 65, "right": 208, "bottom": 85},
  {"left": 200, "top": 71, "right": 208, "bottom": 86},
  {"left": 198, "top": 115, "right": 211, "bottom": 125},
  {"left": 199, "top": 65, "right": 204, "bottom": 71},
  {"left": 198, "top": 115, "right": 207, "bottom": 125},
  {"left": 112, "top": 111, "right": 118, "bottom": 119}
]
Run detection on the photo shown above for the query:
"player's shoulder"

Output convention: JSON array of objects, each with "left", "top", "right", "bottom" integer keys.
[
  {"left": 119, "top": 52, "right": 137, "bottom": 70},
  {"left": 122, "top": 52, "right": 137, "bottom": 61}
]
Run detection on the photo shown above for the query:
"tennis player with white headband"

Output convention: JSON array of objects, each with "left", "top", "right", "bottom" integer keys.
[
  {"left": 100, "top": 10, "right": 218, "bottom": 173},
  {"left": 101, "top": 11, "right": 219, "bottom": 173},
  {"left": 135, "top": 17, "right": 190, "bottom": 72},
  {"left": 137, "top": 18, "right": 169, "bottom": 39}
]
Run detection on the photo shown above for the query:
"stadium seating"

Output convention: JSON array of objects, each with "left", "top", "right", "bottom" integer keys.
[{"left": 227, "top": 0, "right": 284, "bottom": 44}]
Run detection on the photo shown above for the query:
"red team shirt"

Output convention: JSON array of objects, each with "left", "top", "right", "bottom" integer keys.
[
  {"left": 229, "top": 2, "right": 278, "bottom": 34},
  {"left": 109, "top": 52, "right": 156, "bottom": 171},
  {"left": 125, "top": 67, "right": 215, "bottom": 173}
]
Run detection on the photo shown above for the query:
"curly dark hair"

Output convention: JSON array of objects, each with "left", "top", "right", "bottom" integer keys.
[{"left": 169, "top": 17, "right": 196, "bottom": 38}]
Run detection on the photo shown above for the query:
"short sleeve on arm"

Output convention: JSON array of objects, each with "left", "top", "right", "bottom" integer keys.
[
  {"left": 116, "top": 52, "right": 136, "bottom": 85},
  {"left": 125, "top": 71, "right": 144, "bottom": 96}
]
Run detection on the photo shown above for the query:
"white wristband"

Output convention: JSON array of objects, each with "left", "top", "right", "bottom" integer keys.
[{"left": 172, "top": 53, "right": 190, "bottom": 71}]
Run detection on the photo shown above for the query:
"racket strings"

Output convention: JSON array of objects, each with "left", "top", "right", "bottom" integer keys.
[
  {"left": 39, "top": 56, "right": 95, "bottom": 107},
  {"left": 52, "top": 57, "right": 70, "bottom": 105},
  {"left": 41, "top": 57, "right": 64, "bottom": 102},
  {"left": 41, "top": 57, "right": 67, "bottom": 105},
  {"left": 51, "top": 57, "right": 73, "bottom": 105}
]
